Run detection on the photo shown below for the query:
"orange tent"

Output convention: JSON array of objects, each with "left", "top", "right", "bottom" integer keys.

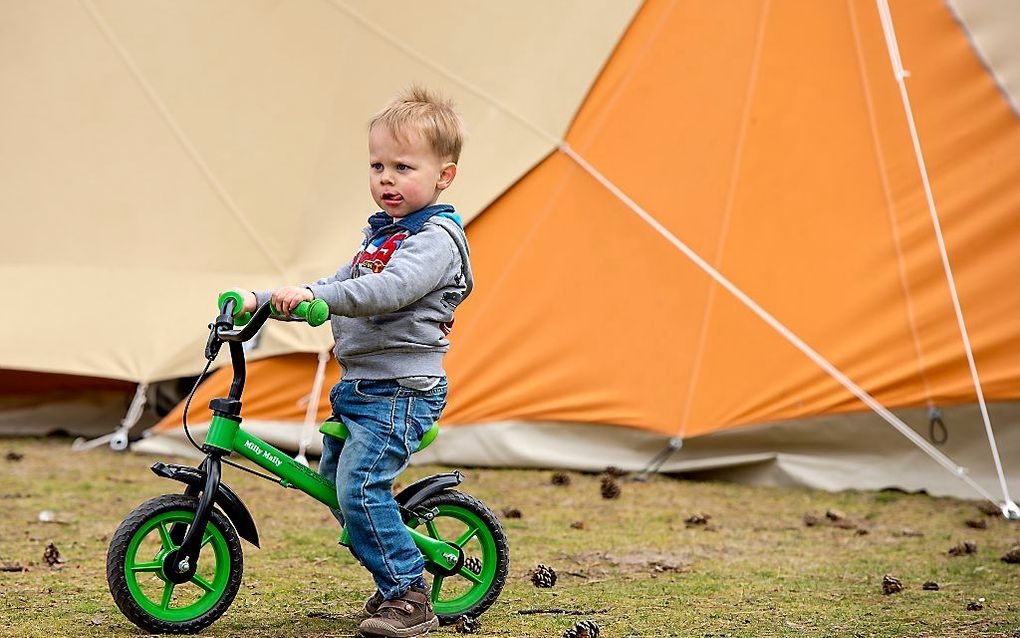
[{"left": 144, "top": 1, "right": 1020, "bottom": 502}]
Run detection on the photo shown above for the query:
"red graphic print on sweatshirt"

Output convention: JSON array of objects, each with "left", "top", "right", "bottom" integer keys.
[{"left": 354, "top": 231, "right": 410, "bottom": 274}]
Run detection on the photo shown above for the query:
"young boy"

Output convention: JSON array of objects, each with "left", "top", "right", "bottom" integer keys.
[{"left": 237, "top": 86, "right": 471, "bottom": 637}]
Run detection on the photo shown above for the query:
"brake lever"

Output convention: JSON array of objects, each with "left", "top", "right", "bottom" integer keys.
[{"left": 204, "top": 323, "right": 223, "bottom": 361}]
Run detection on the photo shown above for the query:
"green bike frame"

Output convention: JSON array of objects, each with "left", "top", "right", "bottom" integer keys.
[{"left": 200, "top": 413, "right": 457, "bottom": 570}]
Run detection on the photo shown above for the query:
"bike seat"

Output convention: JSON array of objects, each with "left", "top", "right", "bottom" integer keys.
[{"left": 319, "top": 418, "right": 439, "bottom": 452}]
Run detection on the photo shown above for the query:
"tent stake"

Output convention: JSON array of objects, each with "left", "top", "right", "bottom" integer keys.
[
  {"left": 634, "top": 437, "right": 684, "bottom": 481},
  {"left": 72, "top": 382, "right": 149, "bottom": 453},
  {"left": 295, "top": 352, "right": 331, "bottom": 467}
]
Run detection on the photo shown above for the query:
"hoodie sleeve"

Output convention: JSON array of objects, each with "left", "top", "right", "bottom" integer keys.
[
  {"left": 252, "top": 237, "right": 362, "bottom": 316},
  {"left": 308, "top": 224, "right": 456, "bottom": 317}
]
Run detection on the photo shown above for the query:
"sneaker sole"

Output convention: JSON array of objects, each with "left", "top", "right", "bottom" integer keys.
[{"left": 359, "top": 615, "right": 439, "bottom": 637}]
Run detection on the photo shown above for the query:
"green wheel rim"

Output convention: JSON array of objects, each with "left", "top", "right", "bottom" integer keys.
[
  {"left": 123, "top": 510, "right": 232, "bottom": 622},
  {"left": 412, "top": 504, "right": 499, "bottom": 615}
]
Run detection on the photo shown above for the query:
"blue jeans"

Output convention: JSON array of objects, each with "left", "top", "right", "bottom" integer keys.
[{"left": 317, "top": 378, "right": 447, "bottom": 599}]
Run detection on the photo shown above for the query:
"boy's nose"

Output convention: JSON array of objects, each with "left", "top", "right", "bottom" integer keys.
[{"left": 380, "top": 172, "right": 395, "bottom": 185}]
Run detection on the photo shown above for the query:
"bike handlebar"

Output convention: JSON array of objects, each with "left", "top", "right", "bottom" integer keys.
[
  {"left": 212, "top": 291, "right": 330, "bottom": 347},
  {"left": 269, "top": 298, "right": 330, "bottom": 327}
]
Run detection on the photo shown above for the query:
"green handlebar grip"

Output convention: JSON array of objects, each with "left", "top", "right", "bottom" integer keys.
[
  {"left": 217, "top": 291, "right": 252, "bottom": 326},
  {"left": 271, "top": 298, "right": 330, "bottom": 327}
]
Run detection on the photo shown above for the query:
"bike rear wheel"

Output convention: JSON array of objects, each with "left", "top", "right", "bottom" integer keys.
[
  {"left": 408, "top": 489, "right": 509, "bottom": 623},
  {"left": 107, "top": 494, "right": 243, "bottom": 634}
]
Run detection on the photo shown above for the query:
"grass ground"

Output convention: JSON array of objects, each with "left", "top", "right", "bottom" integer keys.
[{"left": 1, "top": 436, "right": 1019, "bottom": 637}]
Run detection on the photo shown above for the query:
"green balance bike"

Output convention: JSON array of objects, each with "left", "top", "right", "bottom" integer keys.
[{"left": 106, "top": 293, "right": 509, "bottom": 634}]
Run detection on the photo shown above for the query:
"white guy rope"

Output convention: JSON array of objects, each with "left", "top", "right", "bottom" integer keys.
[
  {"left": 79, "top": 0, "right": 288, "bottom": 277},
  {"left": 559, "top": 142, "right": 1002, "bottom": 506},
  {"left": 875, "top": 0, "right": 1016, "bottom": 516},
  {"left": 296, "top": 351, "right": 331, "bottom": 467}
]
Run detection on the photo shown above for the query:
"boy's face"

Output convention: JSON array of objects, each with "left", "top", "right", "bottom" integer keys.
[{"left": 369, "top": 125, "right": 456, "bottom": 218}]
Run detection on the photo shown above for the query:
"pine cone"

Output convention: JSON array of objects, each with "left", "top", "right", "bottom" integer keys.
[
  {"left": 825, "top": 509, "right": 845, "bottom": 521},
  {"left": 501, "top": 507, "right": 522, "bottom": 519},
  {"left": 562, "top": 620, "right": 601, "bottom": 638},
  {"left": 964, "top": 518, "right": 988, "bottom": 529},
  {"left": 881, "top": 574, "right": 904, "bottom": 595},
  {"left": 570, "top": 521, "right": 585, "bottom": 530},
  {"left": 454, "top": 615, "right": 482, "bottom": 634},
  {"left": 603, "top": 466, "right": 626, "bottom": 477},
  {"left": 684, "top": 513, "right": 711, "bottom": 526},
  {"left": 464, "top": 556, "right": 482, "bottom": 575},
  {"left": 43, "top": 542, "right": 62, "bottom": 566},
  {"left": 967, "top": 598, "right": 985, "bottom": 611},
  {"left": 600, "top": 476, "right": 621, "bottom": 500},
  {"left": 802, "top": 513, "right": 821, "bottom": 527},
  {"left": 1000, "top": 546, "right": 1020, "bottom": 563},
  {"left": 530, "top": 563, "right": 557, "bottom": 588},
  {"left": 5, "top": 451, "right": 23, "bottom": 462},
  {"left": 922, "top": 581, "right": 940, "bottom": 591},
  {"left": 551, "top": 472, "right": 571, "bottom": 486},
  {"left": 948, "top": 540, "right": 978, "bottom": 556}
]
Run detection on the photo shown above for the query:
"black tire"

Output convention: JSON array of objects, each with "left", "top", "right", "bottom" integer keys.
[
  {"left": 410, "top": 489, "right": 509, "bottom": 624},
  {"left": 107, "top": 494, "right": 243, "bottom": 634}
]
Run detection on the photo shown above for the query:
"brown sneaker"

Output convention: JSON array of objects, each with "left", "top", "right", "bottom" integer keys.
[
  {"left": 358, "top": 586, "right": 438, "bottom": 637},
  {"left": 364, "top": 589, "right": 384, "bottom": 615}
]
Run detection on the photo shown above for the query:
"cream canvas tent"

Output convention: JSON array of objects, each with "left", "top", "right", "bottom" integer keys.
[
  {"left": 0, "top": 1, "right": 641, "bottom": 442},
  {"left": 142, "top": 0, "right": 1020, "bottom": 506}
]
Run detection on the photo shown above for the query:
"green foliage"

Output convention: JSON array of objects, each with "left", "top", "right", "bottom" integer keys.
[{"left": 1, "top": 437, "right": 1019, "bottom": 637}]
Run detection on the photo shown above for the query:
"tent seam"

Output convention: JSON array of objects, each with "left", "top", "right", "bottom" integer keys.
[
  {"left": 846, "top": 0, "right": 935, "bottom": 407},
  {"left": 677, "top": 0, "right": 772, "bottom": 440},
  {"left": 77, "top": 0, "right": 288, "bottom": 277},
  {"left": 321, "top": 0, "right": 560, "bottom": 147}
]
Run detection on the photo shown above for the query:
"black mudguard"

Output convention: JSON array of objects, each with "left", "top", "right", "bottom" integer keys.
[
  {"left": 395, "top": 470, "right": 464, "bottom": 521},
  {"left": 150, "top": 462, "right": 260, "bottom": 548}
]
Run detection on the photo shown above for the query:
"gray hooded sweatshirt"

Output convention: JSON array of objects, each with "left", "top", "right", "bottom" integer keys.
[{"left": 256, "top": 204, "right": 472, "bottom": 380}]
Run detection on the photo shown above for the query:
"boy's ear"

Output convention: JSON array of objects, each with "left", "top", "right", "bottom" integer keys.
[{"left": 436, "top": 162, "right": 457, "bottom": 191}]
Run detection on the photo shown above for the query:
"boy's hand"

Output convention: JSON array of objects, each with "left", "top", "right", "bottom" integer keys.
[
  {"left": 230, "top": 288, "right": 257, "bottom": 313},
  {"left": 272, "top": 286, "right": 314, "bottom": 315}
]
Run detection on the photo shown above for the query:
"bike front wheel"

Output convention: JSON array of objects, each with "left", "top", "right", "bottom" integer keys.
[
  {"left": 107, "top": 494, "right": 243, "bottom": 634},
  {"left": 408, "top": 489, "right": 509, "bottom": 624}
]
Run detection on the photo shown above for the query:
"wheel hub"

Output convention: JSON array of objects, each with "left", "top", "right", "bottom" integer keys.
[
  {"left": 162, "top": 548, "right": 198, "bottom": 584},
  {"left": 424, "top": 540, "right": 464, "bottom": 577}
]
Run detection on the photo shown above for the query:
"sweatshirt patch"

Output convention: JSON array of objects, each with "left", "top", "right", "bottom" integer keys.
[{"left": 354, "top": 231, "right": 410, "bottom": 274}]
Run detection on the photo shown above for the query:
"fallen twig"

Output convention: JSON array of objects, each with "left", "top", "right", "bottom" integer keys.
[{"left": 517, "top": 607, "right": 610, "bottom": 616}]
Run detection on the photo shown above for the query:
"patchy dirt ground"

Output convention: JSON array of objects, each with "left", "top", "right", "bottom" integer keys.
[{"left": 2, "top": 436, "right": 1020, "bottom": 637}]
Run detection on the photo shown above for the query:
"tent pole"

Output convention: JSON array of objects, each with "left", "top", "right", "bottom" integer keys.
[
  {"left": 295, "top": 352, "right": 331, "bottom": 467},
  {"left": 874, "top": 0, "right": 1017, "bottom": 518},
  {"left": 72, "top": 382, "right": 149, "bottom": 453}
]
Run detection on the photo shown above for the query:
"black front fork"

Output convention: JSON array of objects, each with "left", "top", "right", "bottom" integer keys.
[{"left": 163, "top": 454, "right": 223, "bottom": 584}]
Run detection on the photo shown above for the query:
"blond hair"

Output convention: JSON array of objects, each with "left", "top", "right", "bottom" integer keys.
[{"left": 370, "top": 85, "right": 465, "bottom": 163}]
